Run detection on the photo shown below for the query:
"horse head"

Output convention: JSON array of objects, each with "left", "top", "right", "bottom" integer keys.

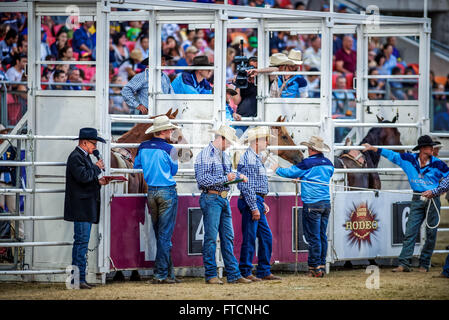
[{"left": 271, "top": 115, "right": 304, "bottom": 165}]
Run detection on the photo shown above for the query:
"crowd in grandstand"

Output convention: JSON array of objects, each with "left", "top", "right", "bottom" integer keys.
[{"left": 0, "top": 1, "right": 448, "bottom": 133}]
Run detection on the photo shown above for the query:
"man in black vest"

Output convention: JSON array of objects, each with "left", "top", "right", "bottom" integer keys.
[{"left": 64, "top": 128, "right": 109, "bottom": 289}]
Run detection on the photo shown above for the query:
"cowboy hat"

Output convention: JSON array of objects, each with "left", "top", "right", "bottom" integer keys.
[
  {"left": 210, "top": 125, "right": 238, "bottom": 144},
  {"left": 192, "top": 55, "right": 213, "bottom": 66},
  {"left": 145, "top": 115, "right": 180, "bottom": 135},
  {"left": 287, "top": 49, "right": 303, "bottom": 65},
  {"left": 185, "top": 45, "right": 199, "bottom": 54},
  {"left": 300, "top": 136, "right": 331, "bottom": 153},
  {"left": 412, "top": 135, "right": 439, "bottom": 151},
  {"left": 74, "top": 127, "right": 106, "bottom": 143},
  {"left": 244, "top": 126, "right": 275, "bottom": 143},
  {"left": 433, "top": 140, "right": 443, "bottom": 149},
  {"left": 231, "top": 35, "right": 247, "bottom": 47},
  {"left": 269, "top": 53, "right": 295, "bottom": 67},
  {"left": 226, "top": 83, "right": 237, "bottom": 96}
]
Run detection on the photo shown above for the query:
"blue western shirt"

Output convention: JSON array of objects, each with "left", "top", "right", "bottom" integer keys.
[
  {"left": 237, "top": 147, "right": 269, "bottom": 211},
  {"left": 171, "top": 71, "right": 212, "bottom": 94},
  {"left": 134, "top": 137, "right": 178, "bottom": 187},
  {"left": 378, "top": 148, "right": 449, "bottom": 192},
  {"left": 194, "top": 142, "right": 235, "bottom": 192},
  {"left": 276, "top": 153, "right": 334, "bottom": 204},
  {"left": 278, "top": 75, "right": 308, "bottom": 98}
]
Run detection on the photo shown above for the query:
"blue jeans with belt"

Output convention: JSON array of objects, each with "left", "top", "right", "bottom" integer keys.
[
  {"left": 199, "top": 193, "right": 242, "bottom": 282},
  {"left": 72, "top": 221, "right": 92, "bottom": 283},
  {"left": 147, "top": 185, "right": 178, "bottom": 281},
  {"left": 398, "top": 195, "right": 440, "bottom": 270},
  {"left": 302, "top": 200, "right": 331, "bottom": 268},
  {"left": 238, "top": 195, "right": 273, "bottom": 278}
]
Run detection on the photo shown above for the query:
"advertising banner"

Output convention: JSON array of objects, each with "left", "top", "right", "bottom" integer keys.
[{"left": 332, "top": 191, "right": 422, "bottom": 261}]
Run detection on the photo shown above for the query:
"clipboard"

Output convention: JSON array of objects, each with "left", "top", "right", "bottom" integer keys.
[
  {"left": 103, "top": 175, "right": 128, "bottom": 182},
  {"left": 223, "top": 178, "right": 244, "bottom": 186}
]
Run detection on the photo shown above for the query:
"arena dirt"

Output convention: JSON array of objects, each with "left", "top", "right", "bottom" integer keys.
[{"left": 0, "top": 267, "right": 448, "bottom": 300}]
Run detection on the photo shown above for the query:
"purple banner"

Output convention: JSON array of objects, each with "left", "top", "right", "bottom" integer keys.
[{"left": 110, "top": 196, "right": 308, "bottom": 270}]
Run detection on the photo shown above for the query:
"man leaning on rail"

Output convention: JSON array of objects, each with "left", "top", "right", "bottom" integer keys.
[
  {"left": 194, "top": 125, "right": 251, "bottom": 285},
  {"left": 363, "top": 135, "right": 449, "bottom": 273},
  {"left": 271, "top": 136, "right": 334, "bottom": 278}
]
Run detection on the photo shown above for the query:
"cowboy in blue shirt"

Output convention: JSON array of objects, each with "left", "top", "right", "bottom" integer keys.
[
  {"left": 0, "top": 124, "right": 17, "bottom": 214},
  {"left": 237, "top": 126, "right": 282, "bottom": 281},
  {"left": 363, "top": 135, "right": 449, "bottom": 272},
  {"left": 134, "top": 115, "right": 180, "bottom": 284},
  {"left": 171, "top": 55, "right": 213, "bottom": 94},
  {"left": 422, "top": 174, "right": 449, "bottom": 279},
  {"left": 194, "top": 125, "right": 251, "bottom": 285},
  {"left": 272, "top": 136, "right": 334, "bottom": 277}
]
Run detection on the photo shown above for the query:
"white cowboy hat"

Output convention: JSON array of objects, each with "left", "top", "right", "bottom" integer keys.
[
  {"left": 300, "top": 136, "right": 331, "bottom": 153},
  {"left": 269, "top": 53, "right": 295, "bottom": 67},
  {"left": 130, "top": 49, "right": 143, "bottom": 61},
  {"left": 244, "top": 126, "right": 275, "bottom": 143},
  {"left": 287, "top": 49, "right": 303, "bottom": 65},
  {"left": 231, "top": 35, "right": 247, "bottom": 46},
  {"left": 145, "top": 115, "right": 180, "bottom": 134},
  {"left": 433, "top": 140, "right": 443, "bottom": 149},
  {"left": 210, "top": 125, "right": 238, "bottom": 144}
]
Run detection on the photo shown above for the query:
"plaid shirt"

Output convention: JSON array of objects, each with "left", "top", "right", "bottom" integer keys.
[
  {"left": 432, "top": 175, "right": 449, "bottom": 196},
  {"left": 194, "top": 143, "right": 233, "bottom": 192},
  {"left": 121, "top": 69, "right": 174, "bottom": 111},
  {"left": 237, "top": 147, "right": 269, "bottom": 211}
]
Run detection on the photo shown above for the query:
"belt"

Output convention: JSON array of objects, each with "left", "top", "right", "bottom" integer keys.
[{"left": 206, "top": 190, "right": 228, "bottom": 199}]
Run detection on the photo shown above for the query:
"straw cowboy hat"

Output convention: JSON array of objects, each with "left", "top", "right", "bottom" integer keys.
[
  {"left": 433, "top": 140, "right": 443, "bottom": 149},
  {"left": 210, "top": 125, "right": 239, "bottom": 144},
  {"left": 269, "top": 53, "right": 295, "bottom": 67},
  {"left": 145, "top": 115, "right": 180, "bottom": 134},
  {"left": 130, "top": 49, "right": 143, "bottom": 62},
  {"left": 226, "top": 83, "right": 238, "bottom": 96},
  {"left": 231, "top": 35, "right": 247, "bottom": 46},
  {"left": 300, "top": 136, "right": 331, "bottom": 153},
  {"left": 287, "top": 49, "right": 303, "bottom": 65},
  {"left": 244, "top": 126, "right": 275, "bottom": 143}
]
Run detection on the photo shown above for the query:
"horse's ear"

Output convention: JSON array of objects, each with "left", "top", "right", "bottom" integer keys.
[
  {"left": 392, "top": 115, "right": 398, "bottom": 123},
  {"left": 166, "top": 108, "right": 172, "bottom": 117},
  {"left": 172, "top": 109, "right": 179, "bottom": 118},
  {"left": 345, "top": 137, "right": 352, "bottom": 146},
  {"left": 282, "top": 116, "right": 286, "bottom": 122},
  {"left": 276, "top": 115, "right": 282, "bottom": 122},
  {"left": 376, "top": 115, "right": 384, "bottom": 123}
]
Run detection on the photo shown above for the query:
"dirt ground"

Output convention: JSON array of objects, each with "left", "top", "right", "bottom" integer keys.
[{"left": 0, "top": 266, "right": 448, "bottom": 300}]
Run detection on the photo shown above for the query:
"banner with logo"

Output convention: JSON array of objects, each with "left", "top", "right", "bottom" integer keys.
[{"left": 332, "top": 191, "right": 422, "bottom": 260}]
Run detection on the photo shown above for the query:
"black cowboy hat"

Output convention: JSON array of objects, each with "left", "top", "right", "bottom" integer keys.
[
  {"left": 412, "top": 135, "right": 438, "bottom": 151},
  {"left": 192, "top": 55, "right": 213, "bottom": 66},
  {"left": 74, "top": 127, "right": 106, "bottom": 143}
]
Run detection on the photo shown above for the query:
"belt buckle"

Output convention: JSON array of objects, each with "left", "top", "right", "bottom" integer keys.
[{"left": 220, "top": 191, "right": 228, "bottom": 198}]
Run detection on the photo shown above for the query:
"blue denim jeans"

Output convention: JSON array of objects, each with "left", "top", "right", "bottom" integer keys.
[
  {"left": 72, "top": 221, "right": 92, "bottom": 283},
  {"left": 147, "top": 185, "right": 178, "bottom": 281},
  {"left": 302, "top": 200, "right": 331, "bottom": 268},
  {"left": 238, "top": 195, "right": 273, "bottom": 278},
  {"left": 199, "top": 193, "right": 241, "bottom": 282},
  {"left": 398, "top": 196, "right": 440, "bottom": 270},
  {"left": 442, "top": 254, "right": 449, "bottom": 277}
]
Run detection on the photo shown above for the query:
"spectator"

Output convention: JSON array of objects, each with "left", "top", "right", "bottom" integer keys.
[
  {"left": 303, "top": 35, "right": 321, "bottom": 70},
  {"left": 295, "top": 1, "right": 306, "bottom": 10},
  {"left": 403, "top": 66, "right": 418, "bottom": 100},
  {"left": 226, "top": 47, "right": 236, "bottom": 82},
  {"left": 109, "top": 75, "right": 130, "bottom": 114},
  {"left": 50, "top": 29, "right": 68, "bottom": 59},
  {"left": 50, "top": 69, "right": 67, "bottom": 90},
  {"left": 126, "top": 21, "right": 142, "bottom": 42},
  {"left": 335, "top": 35, "right": 356, "bottom": 74},
  {"left": 332, "top": 34, "right": 342, "bottom": 53},
  {"left": 41, "top": 54, "right": 56, "bottom": 84},
  {"left": 0, "top": 123, "right": 17, "bottom": 215},
  {"left": 389, "top": 66, "right": 407, "bottom": 100},
  {"left": 192, "top": 36, "right": 206, "bottom": 55},
  {"left": 225, "top": 84, "right": 238, "bottom": 122},
  {"left": 181, "top": 29, "right": 196, "bottom": 52},
  {"left": 17, "top": 34, "right": 27, "bottom": 56},
  {"left": 435, "top": 101, "right": 449, "bottom": 131},
  {"left": 121, "top": 57, "right": 174, "bottom": 115},
  {"left": 286, "top": 33, "right": 306, "bottom": 52},
  {"left": 40, "top": 27, "right": 51, "bottom": 61},
  {"left": 306, "top": 67, "right": 320, "bottom": 98},
  {"left": 171, "top": 55, "right": 213, "bottom": 94},
  {"left": 111, "top": 32, "right": 129, "bottom": 66},
  {"left": 269, "top": 31, "right": 287, "bottom": 54},
  {"left": 368, "top": 50, "right": 377, "bottom": 68},
  {"left": 375, "top": 52, "right": 388, "bottom": 75},
  {"left": 433, "top": 83, "right": 448, "bottom": 115},
  {"left": 367, "top": 67, "right": 385, "bottom": 100},
  {"left": 244, "top": 36, "right": 257, "bottom": 57},
  {"left": 72, "top": 22, "right": 95, "bottom": 56},
  {"left": 429, "top": 70, "right": 438, "bottom": 89},
  {"left": 161, "top": 23, "right": 180, "bottom": 42},
  {"left": 381, "top": 43, "right": 398, "bottom": 74},
  {"left": 0, "top": 28, "right": 18, "bottom": 67},
  {"left": 332, "top": 75, "right": 355, "bottom": 115},
  {"left": 337, "top": 4, "right": 348, "bottom": 13},
  {"left": 117, "top": 49, "right": 143, "bottom": 83},
  {"left": 386, "top": 36, "right": 401, "bottom": 59},
  {"left": 67, "top": 68, "right": 83, "bottom": 90},
  {"left": 134, "top": 33, "right": 149, "bottom": 60},
  {"left": 176, "top": 45, "right": 198, "bottom": 69},
  {"left": 59, "top": 45, "right": 75, "bottom": 62},
  {"left": 76, "top": 52, "right": 95, "bottom": 83},
  {"left": 6, "top": 54, "right": 26, "bottom": 83}
]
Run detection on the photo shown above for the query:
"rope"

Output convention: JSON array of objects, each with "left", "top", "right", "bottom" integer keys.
[{"left": 424, "top": 198, "right": 440, "bottom": 229}]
